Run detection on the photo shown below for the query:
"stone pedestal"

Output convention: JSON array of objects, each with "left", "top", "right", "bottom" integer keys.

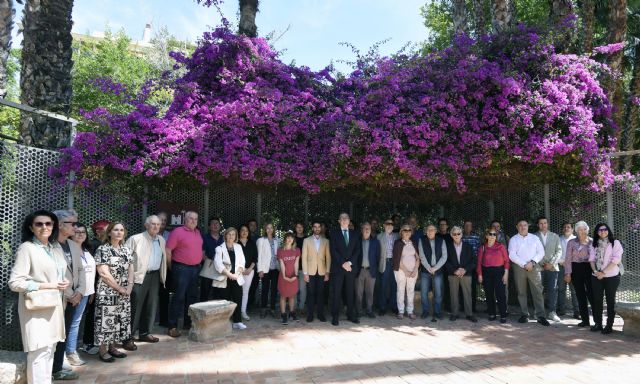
[
  {"left": 0, "top": 350, "right": 26, "bottom": 384},
  {"left": 617, "top": 302, "right": 640, "bottom": 338},
  {"left": 188, "top": 300, "right": 237, "bottom": 342}
]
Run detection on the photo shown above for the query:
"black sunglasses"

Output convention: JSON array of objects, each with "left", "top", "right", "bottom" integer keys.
[{"left": 487, "top": 233, "right": 497, "bottom": 236}]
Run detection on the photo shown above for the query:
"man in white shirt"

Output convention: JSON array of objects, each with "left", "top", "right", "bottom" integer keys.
[{"left": 508, "top": 219, "right": 549, "bottom": 326}]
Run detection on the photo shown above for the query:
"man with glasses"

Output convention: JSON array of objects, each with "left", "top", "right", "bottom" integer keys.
[
  {"left": 329, "top": 213, "right": 361, "bottom": 326},
  {"left": 377, "top": 219, "right": 399, "bottom": 315},
  {"left": 165, "top": 211, "right": 203, "bottom": 337},
  {"left": 124, "top": 215, "right": 167, "bottom": 349},
  {"left": 509, "top": 219, "right": 549, "bottom": 326},
  {"left": 419, "top": 224, "right": 448, "bottom": 321},
  {"left": 52, "top": 209, "right": 87, "bottom": 380}
]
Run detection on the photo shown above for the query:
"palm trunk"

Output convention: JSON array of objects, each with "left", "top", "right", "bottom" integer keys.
[
  {"left": 472, "top": 0, "right": 487, "bottom": 36},
  {"left": 452, "top": 0, "right": 468, "bottom": 34},
  {"left": 623, "top": 43, "right": 639, "bottom": 170},
  {"left": 19, "top": 0, "right": 74, "bottom": 148},
  {"left": 491, "top": 0, "right": 513, "bottom": 33},
  {"left": 0, "top": 0, "right": 14, "bottom": 99},
  {"left": 238, "top": 0, "right": 258, "bottom": 37},
  {"left": 607, "top": 0, "right": 627, "bottom": 151},
  {"left": 581, "top": 0, "right": 594, "bottom": 52},
  {"left": 549, "top": 0, "right": 573, "bottom": 23}
]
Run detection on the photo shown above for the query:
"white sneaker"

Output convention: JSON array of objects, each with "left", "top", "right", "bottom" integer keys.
[
  {"left": 65, "top": 352, "right": 86, "bottom": 366},
  {"left": 241, "top": 312, "right": 251, "bottom": 321},
  {"left": 232, "top": 322, "right": 247, "bottom": 330},
  {"left": 62, "top": 357, "right": 72, "bottom": 371},
  {"left": 549, "top": 312, "right": 561, "bottom": 322},
  {"left": 82, "top": 344, "right": 99, "bottom": 355}
]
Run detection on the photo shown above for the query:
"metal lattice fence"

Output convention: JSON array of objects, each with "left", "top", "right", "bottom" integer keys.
[{"left": 1, "top": 141, "right": 639, "bottom": 350}]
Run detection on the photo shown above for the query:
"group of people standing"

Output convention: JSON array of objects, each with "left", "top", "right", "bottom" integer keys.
[{"left": 10, "top": 209, "right": 624, "bottom": 384}]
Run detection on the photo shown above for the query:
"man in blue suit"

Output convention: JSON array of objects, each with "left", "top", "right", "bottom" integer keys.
[
  {"left": 330, "top": 212, "right": 362, "bottom": 326},
  {"left": 355, "top": 222, "right": 380, "bottom": 319}
]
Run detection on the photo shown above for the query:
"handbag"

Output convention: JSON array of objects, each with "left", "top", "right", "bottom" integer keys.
[
  {"left": 24, "top": 289, "right": 60, "bottom": 310},
  {"left": 199, "top": 257, "right": 217, "bottom": 279}
]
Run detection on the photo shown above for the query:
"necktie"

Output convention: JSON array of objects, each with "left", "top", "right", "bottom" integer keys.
[{"left": 343, "top": 229, "right": 349, "bottom": 246}]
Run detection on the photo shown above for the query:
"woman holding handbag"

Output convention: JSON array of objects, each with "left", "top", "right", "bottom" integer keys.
[
  {"left": 9, "top": 210, "right": 69, "bottom": 384},
  {"left": 213, "top": 227, "right": 246, "bottom": 329}
]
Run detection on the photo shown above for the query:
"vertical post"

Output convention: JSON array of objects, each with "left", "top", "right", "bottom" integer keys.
[
  {"left": 67, "top": 121, "right": 78, "bottom": 210},
  {"left": 256, "top": 192, "right": 262, "bottom": 227},
  {"left": 606, "top": 189, "right": 615, "bottom": 233},
  {"left": 141, "top": 184, "right": 148, "bottom": 224},
  {"left": 203, "top": 187, "right": 210, "bottom": 229},
  {"left": 488, "top": 200, "right": 495, "bottom": 222},
  {"left": 304, "top": 194, "right": 310, "bottom": 226},
  {"left": 544, "top": 184, "right": 550, "bottom": 220}
]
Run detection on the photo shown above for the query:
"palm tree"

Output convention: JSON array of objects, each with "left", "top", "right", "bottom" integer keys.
[
  {"left": 581, "top": 0, "right": 595, "bottom": 52},
  {"left": 19, "top": 0, "right": 74, "bottom": 148},
  {"left": 607, "top": 0, "right": 627, "bottom": 149},
  {"left": 549, "top": 0, "right": 573, "bottom": 23},
  {"left": 0, "top": 0, "right": 14, "bottom": 99},
  {"left": 472, "top": 0, "right": 487, "bottom": 36},
  {"left": 452, "top": 0, "right": 468, "bottom": 34},
  {"left": 490, "top": 0, "right": 513, "bottom": 32},
  {"left": 239, "top": 0, "right": 258, "bottom": 37},
  {"left": 623, "top": 42, "right": 639, "bottom": 169}
]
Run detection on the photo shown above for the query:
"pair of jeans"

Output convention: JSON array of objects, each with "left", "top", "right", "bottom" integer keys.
[
  {"left": 52, "top": 301, "right": 75, "bottom": 373},
  {"left": 168, "top": 262, "right": 200, "bottom": 329},
  {"left": 378, "top": 259, "right": 396, "bottom": 312},
  {"left": 297, "top": 270, "right": 307, "bottom": 310},
  {"left": 591, "top": 274, "right": 620, "bottom": 326},
  {"left": 65, "top": 296, "right": 89, "bottom": 353},
  {"left": 541, "top": 269, "right": 559, "bottom": 314},
  {"left": 420, "top": 271, "right": 443, "bottom": 316}
]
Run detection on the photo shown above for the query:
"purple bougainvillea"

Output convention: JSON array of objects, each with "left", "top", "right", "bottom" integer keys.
[{"left": 52, "top": 25, "right": 616, "bottom": 194}]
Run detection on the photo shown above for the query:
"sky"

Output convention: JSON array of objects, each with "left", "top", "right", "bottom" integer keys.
[{"left": 14, "top": 0, "right": 429, "bottom": 73}]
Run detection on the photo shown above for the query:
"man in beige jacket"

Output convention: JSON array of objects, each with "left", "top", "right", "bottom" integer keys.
[
  {"left": 52, "top": 209, "right": 86, "bottom": 380},
  {"left": 302, "top": 220, "right": 331, "bottom": 322},
  {"left": 124, "top": 215, "right": 167, "bottom": 348}
]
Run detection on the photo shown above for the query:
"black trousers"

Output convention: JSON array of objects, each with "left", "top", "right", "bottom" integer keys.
[
  {"left": 482, "top": 266, "right": 507, "bottom": 318},
  {"left": 261, "top": 269, "right": 279, "bottom": 310},
  {"left": 331, "top": 269, "right": 355, "bottom": 320},
  {"left": 200, "top": 276, "right": 214, "bottom": 302},
  {"left": 571, "top": 262, "right": 594, "bottom": 323},
  {"left": 306, "top": 274, "right": 326, "bottom": 318},
  {"left": 82, "top": 296, "right": 96, "bottom": 346},
  {"left": 591, "top": 274, "right": 620, "bottom": 326},
  {"left": 52, "top": 303, "right": 75, "bottom": 374},
  {"left": 158, "top": 269, "right": 172, "bottom": 326}
]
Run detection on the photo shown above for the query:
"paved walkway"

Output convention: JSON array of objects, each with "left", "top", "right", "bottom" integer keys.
[{"left": 67, "top": 310, "right": 639, "bottom": 384}]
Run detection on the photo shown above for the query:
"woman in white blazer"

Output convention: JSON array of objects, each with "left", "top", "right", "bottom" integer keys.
[
  {"left": 256, "top": 223, "right": 281, "bottom": 318},
  {"left": 213, "top": 227, "right": 246, "bottom": 329}
]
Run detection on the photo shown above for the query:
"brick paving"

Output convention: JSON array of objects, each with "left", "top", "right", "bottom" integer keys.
[{"left": 67, "top": 308, "right": 639, "bottom": 384}]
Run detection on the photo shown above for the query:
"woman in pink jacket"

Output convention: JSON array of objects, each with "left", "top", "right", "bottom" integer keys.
[{"left": 589, "top": 223, "right": 623, "bottom": 334}]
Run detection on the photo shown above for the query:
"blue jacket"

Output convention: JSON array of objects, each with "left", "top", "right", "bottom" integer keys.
[{"left": 356, "top": 236, "right": 380, "bottom": 278}]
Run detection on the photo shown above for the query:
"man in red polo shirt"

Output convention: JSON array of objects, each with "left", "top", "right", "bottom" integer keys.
[{"left": 165, "top": 211, "right": 204, "bottom": 337}]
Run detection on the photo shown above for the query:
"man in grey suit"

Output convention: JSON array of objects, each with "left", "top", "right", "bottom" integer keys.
[{"left": 535, "top": 216, "right": 563, "bottom": 322}]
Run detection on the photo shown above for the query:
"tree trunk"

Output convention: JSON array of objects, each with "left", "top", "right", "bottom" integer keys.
[
  {"left": 491, "top": 0, "right": 513, "bottom": 33},
  {"left": 472, "top": 0, "right": 487, "bottom": 36},
  {"left": 452, "top": 0, "right": 468, "bottom": 34},
  {"left": 0, "top": 0, "right": 14, "bottom": 99},
  {"left": 238, "top": 0, "right": 258, "bottom": 38},
  {"left": 607, "top": 0, "right": 627, "bottom": 151},
  {"left": 581, "top": 0, "right": 594, "bottom": 52},
  {"left": 19, "top": 0, "right": 74, "bottom": 149},
  {"left": 623, "top": 43, "right": 639, "bottom": 170},
  {"left": 549, "top": 0, "right": 573, "bottom": 23}
]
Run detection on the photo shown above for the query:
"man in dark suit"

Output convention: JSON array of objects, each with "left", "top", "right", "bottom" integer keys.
[
  {"left": 445, "top": 226, "right": 477, "bottom": 322},
  {"left": 329, "top": 212, "right": 362, "bottom": 326},
  {"left": 355, "top": 222, "right": 380, "bottom": 319}
]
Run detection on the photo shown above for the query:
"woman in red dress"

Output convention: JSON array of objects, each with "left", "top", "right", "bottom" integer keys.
[{"left": 278, "top": 233, "right": 300, "bottom": 325}]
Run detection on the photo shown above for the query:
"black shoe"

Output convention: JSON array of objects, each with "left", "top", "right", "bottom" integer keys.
[
  {"left": 488, "top": 315, "right": 497, "bottom": 321},
  {"left": 289, "top": 311, "right": 299, "bottom": 321},
  {"left": 601, "top": 325, "right": 613, "bottom": 334},
  {"left": 260, "top": 309, "right": 266, "bottom": 319},
  {"left": 556, "top": 311, "right": 566, "bottom": 316},
  {"left": 500, "top": 317, "right": 507, "bottom": 324},
  {"left": 306, "top": 315, "right": 314, "bottom": 323},
  {"left": 281, "top": 313, "right": 288, "bottom": 325},
  {"left": 420, "top": 312, "right": 429, "bottom": 319},
  {"left": 537, "top": 317, "right": 550, "bottom": 326},
  {"left": 350, "top": 317, "right": 360, "bottom": 324},
  {"left": 577, "top": 321, "right": 590, "bottom": 327},
  {"left": 391, "top": 309, "right": 399, "bottom": 315},
  {"left": 590, "top": 324, "right": 603, "bottom": 332},
  {"left": 437, "top": 313, "right": 444, "bottom": 320},
  {"left": 518, "top": 315, "right": 528, "bottom": 323},
  {"left": 573, "top": 312, "right": 581, "bottom": 320},
  {"left": 449, "top": 315, "right": 457, "bottom": 321},
  {"left": 467, "top": 316, "right": 478, "bottom": 323},
  {"left": 431, "top": 317, "right": 437, "bottom": 323},
  {"left": 367, "top": 312, "right": 376, "bottom": 319},
  {"left": 318, "top": 315, "right": 327, "bottom": 322},
  {"left": 378, "top": 310, "right": 386, "bottom": 316},
  {"left": 331, "top": 319, "right": 339, "bottom": 326}
]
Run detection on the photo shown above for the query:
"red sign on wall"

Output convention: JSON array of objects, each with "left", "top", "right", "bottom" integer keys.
[{"left": 156, "top": 201, "right": 199, "bottom": 229}]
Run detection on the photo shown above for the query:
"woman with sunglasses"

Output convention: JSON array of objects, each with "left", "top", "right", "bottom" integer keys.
[
  {"left": 589, "top": 223, "right": 623, "bottom": 334},
  {"left": 9, "top": 210, "right": 69, "bottom": 384},
  {"left": 477, "top": 227, "right": 509, "bottom": 323}
]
